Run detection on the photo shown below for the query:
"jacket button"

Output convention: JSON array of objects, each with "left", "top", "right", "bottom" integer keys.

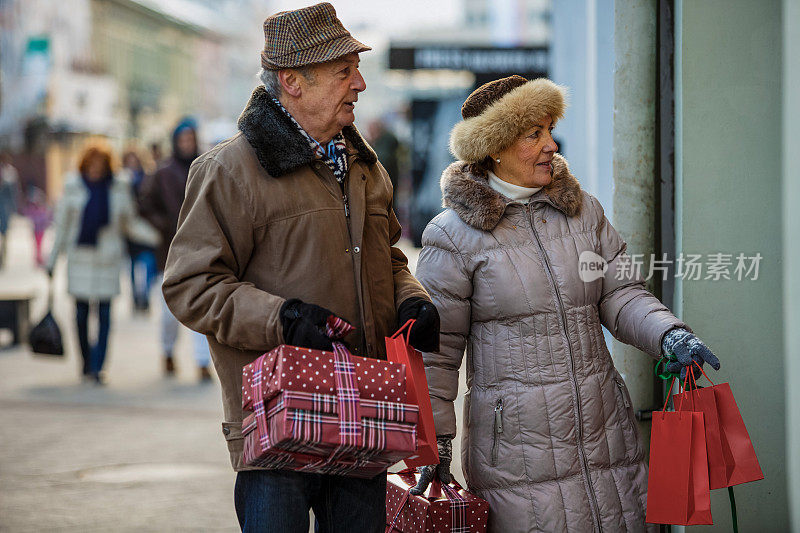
[
  {"left": 222, "top": 427, "right": 230, "bottom": 436},
  {"left": 353, "top": 246, "right": 361, "bottom": 253},
  {"left": 361, "top": 174, "right": 366, "bottom": 181}
]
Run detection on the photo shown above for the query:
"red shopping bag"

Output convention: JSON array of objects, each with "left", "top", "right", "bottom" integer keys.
[
  {"left": 683, "top": 363, "right": 764, "bottom": 487},
  {"left": 646, "top": 377, "right": 713, "bottom": 526},
  {"left": 386, "top": 319, "right": 439, "bottom": 468},
  {"left": 674, "top": 369, "right": 727, "bottom": 489}
]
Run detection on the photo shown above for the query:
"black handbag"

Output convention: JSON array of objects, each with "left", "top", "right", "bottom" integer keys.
[{"left": 29, "top": 281, "right": 63, "bottom": 357}]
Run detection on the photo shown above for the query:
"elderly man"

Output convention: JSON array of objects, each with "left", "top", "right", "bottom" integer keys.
[{"left": 162, "top": 3, "right": 439, "bottom": 532}]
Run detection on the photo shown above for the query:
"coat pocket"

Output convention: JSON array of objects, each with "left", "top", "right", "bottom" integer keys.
[
  {"left": 491, "top": 398, "right": 504, "bottom": 466},
  {"left": 613, "top": 375, "right": 643, "bottom": 458}
]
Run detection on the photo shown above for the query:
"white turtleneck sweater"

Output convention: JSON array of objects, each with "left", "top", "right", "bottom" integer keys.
[{"left": 487, "top": 170, "right": 542, "bottom": 203}]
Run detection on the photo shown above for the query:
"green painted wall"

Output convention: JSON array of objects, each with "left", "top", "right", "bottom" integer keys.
[
  {"left": 677, "top": 0, "right": 786, "bottom": 530},
  {"left": 783, "top": 0, "right": 800, "bottom": 529}
]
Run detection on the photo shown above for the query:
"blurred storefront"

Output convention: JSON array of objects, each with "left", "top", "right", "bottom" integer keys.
[
  {"left": 0, "top": 0, "right": 263, "bottom": 197},
  {"left": 387, "top": 0, "right": 552, "bottom": 244}
]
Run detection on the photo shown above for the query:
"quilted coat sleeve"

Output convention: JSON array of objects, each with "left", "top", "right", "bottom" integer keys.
[
  {"left": 594, "top": 196, "right": 689, "bottom": 358},
  {"left": 162, "top": 158, "right": 285, "bottom": 352},
  {"left": 414, "top": 220, "right": 473, "bottom": 438}
]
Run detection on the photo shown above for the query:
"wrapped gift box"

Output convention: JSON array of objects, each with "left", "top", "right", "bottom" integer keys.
[
  {"left": 243, "top": 345, "right": 407, "bottom": 410},
  {"left": 386, "top": 471, "right": 490, "bottom": 532},
  {"left": 242, "top": 344, "right": 418, "bottom": 477}
]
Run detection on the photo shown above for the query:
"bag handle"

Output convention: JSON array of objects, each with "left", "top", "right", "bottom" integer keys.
[
  {"left": 390, "top": 319, "right": 416, "bottom": 342},
  {"left": 692, "top": 360, "right": 716, "bottom": 386},
  {"left": 660, "top": 376, "right": 677, "bottom": 419}
]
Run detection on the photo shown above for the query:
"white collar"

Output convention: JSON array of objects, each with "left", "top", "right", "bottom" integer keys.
[{"left": 487, "top": 170, "right": 543, "bottom": 203}]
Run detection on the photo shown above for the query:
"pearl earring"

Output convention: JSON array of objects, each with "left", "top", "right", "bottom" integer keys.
[{"left": 495, "top": 158, "right": 500, "bottom": 164}]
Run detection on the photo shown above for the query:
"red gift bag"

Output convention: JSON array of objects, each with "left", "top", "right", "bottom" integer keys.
[
  {"left": 386, "top": 319, "right": 439, "bottom": 468},
  {"left": 681, "top": 364, "right": 764, "bottom": 488},
  {"left": 646, "top": 377, "right": 713, "bottom": 526},
  {"left": 674, "top": 370, "right": 728, "bottom": 490}
]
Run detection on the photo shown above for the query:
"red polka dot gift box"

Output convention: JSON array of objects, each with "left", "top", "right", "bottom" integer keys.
[
  {"left": 242, "top": 344, "right": 408, "bottom": 410},
  {"left": 386, "top": 469, "right": 490, "bottom": 532},
  {"left": 241, "top": 333, "right": 420, "bottom": 477}
]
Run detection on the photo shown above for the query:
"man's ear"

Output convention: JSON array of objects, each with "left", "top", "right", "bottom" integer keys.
[{"left": 278, "top": 69, "right": 302, "bottom": 98}]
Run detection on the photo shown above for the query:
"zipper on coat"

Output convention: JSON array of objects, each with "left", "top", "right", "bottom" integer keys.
[
  {"left": 312, "top": 164, "right": 366, "bottom": 355},
  {"left": 491, "top": 398, "right": 504, "bottom": 466},
  {"left": 525, "top": 204, "right": 603, "bottom": 532}
]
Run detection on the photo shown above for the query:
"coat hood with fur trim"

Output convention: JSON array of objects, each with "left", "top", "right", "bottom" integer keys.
[
  {"left": 236, "top": 85, "right": 377, "bottom": 177},
  {"left": 440, "top": 153, "right": 583, "bottom": 230}
]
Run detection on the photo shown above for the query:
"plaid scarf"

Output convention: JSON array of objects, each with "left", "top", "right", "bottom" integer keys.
[{"left": 271, "top": 97, "right": 348, "bottom": 183}]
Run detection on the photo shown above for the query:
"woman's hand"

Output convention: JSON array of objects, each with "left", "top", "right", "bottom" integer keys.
[
  {"left": 409, "top": 437, "right": 453, "bottom": 495},
  {"left": 661, "top": 327, "right": 721, "bottom": 380}
]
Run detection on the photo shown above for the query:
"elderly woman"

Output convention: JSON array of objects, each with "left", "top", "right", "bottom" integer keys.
[
  {"left": 412, "top": 76, "right": 720, "bottom": 532},
  {"left": 47, "top": 145, "right": 159, "bottom": 384}
]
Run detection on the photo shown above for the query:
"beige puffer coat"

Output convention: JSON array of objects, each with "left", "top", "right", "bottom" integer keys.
[{"left": 415, "top": 155, "right": 688, "bottom": 533}]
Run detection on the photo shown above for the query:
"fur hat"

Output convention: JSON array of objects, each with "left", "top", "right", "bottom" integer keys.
[{"left": 450, "top": 76, "right": 568, "bottom": 163}]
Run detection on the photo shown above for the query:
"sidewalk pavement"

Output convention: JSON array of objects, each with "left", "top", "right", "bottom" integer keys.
[{"left": 0, "top": 217, "right": 464, "bottom": 532}]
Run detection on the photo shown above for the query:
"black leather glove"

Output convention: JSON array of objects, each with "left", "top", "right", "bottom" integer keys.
[
  {"left": 409, "top": 436, "right": 453, "bottom": 495},
  {"left": 280, "top": 299, "right": 339, "bottom": 351},
  {"left": 397, "top": 297, "right": 440, "bottom": 352},
  {"left": 662, "top": 327, "right": 721, "bottom": 381}
]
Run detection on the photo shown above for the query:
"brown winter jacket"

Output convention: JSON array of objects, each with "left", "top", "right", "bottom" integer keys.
[
  {"left": 415, "top": 155, "right": 688, "bottom": 533},
  {"left": 162, "top": 86, "right": 429, "bottom": 471}
]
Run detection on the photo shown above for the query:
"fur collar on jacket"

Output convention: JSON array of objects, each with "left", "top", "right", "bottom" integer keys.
[
  {"left": 441, "top": 153, "right": 583, "bottom": 230},
  {"left": 237, "top": 85, "right": 377, "bottom": 177}
]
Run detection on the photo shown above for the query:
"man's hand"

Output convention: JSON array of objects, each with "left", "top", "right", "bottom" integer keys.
[
  {"left": 409, "top": 437, "right": 452, "bottom": 495},
  {"left": 397, "top": 297, "right": 440, "bottom": 352},
  {"left": 280, "top": 299, "right": 340, "bottom": 351},
  {"left": 662, "top": 327, "right": 721, "bottom": 380}
]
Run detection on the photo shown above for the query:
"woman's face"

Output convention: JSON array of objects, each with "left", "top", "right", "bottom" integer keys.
[
  {"left": 492, "top": 115, "right": 558, "bottom": 188},
  {"left": 85, "top": 156, "right": 107, "bottom": 182}
]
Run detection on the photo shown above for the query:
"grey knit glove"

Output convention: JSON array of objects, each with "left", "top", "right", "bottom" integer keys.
[
  {"left": 409, "top": 437, "right": 452, "bottom": 495},
  {"left": 661, "top": 327, "right": 721, "bottom": 381}
]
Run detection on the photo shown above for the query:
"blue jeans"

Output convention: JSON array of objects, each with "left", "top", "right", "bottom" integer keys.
[
  {"left": 129, "top": 249, "right": 156, "bottom": 308},
  {"left": 234, "top": 469, "right": 387, "bottom": 533},
  {"left": 76, "top": 300, "right": 111, "bottom": 375}
]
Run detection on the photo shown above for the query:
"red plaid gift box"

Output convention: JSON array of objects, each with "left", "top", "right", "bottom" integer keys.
[
  {"left": 242, "top": 345, "right": 407, "bottom": 409},
  {"left": 242, "top": 317, "right": 419, "bottom": 477},
  {"left": 386, "top": 470, "right": 490, "bottom": 532}
]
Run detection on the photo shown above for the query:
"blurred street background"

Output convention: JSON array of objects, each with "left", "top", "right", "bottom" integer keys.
[{"left": 1, "top": 0, "right": 800, "bottom": 531}]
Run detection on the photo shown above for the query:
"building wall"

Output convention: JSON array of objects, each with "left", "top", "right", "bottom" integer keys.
[
  {"left": 91, "top": 0, "right": 202, "bottom": 142},
  {"left": 783, "top": 0, "right": 800, "bottom": 530},
  {"left": 677, "top": 0, "right": 786, "bottom": 530}
]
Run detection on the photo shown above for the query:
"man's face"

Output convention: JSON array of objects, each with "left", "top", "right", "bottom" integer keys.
[{"left": 296, "top": 53, "right": 366, "bottom": 139}]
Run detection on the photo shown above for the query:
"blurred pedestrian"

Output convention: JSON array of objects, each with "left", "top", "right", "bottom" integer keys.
[
  {"left": 140, "top": 118, "right": 212, "bottom": 381},
  {"left": 367, "top": 119, "right": 400, "bottom": 197},
  {"left": 46, "top": 144, "right": 159, "bottom": 384},
  {"left": 23, "top": 185, "right": 51, "bottom": 267},
  {"left": 0, "top": 151, "right": 19, "bottom": 267},
  {"left": 161, "top": 3, "right": 436, "bottom": 531},
  {"left": 122, "top": 149, "right": 157, "bottom": 313},
  {"left": 149, "top": 142, "right": 163, "bottom": 166}
]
